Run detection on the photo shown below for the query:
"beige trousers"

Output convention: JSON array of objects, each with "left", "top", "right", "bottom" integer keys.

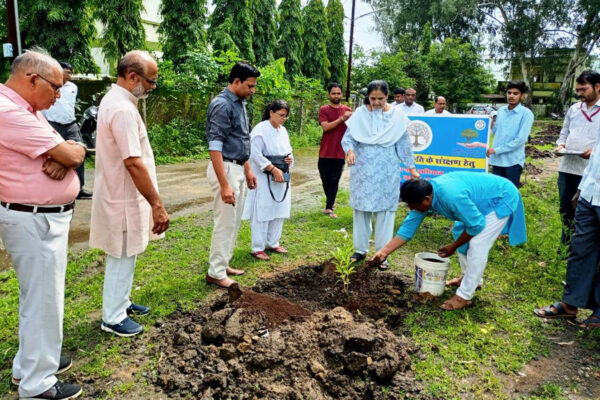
[{"left": 207, "top": 162, "right": 248, "bottom": 279}]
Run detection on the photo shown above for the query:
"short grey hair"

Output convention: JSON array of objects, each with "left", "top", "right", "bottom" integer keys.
[
  {"left": 117, "top": 50, "right": 156, "bottom": 78},
  {"left": 11, "top": 47, "right": 62, "bottom": 76}
]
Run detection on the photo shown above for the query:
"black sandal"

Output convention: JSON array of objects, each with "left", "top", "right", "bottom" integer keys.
[
  {"left": 349, "top": 252, "right": 366, "bottom": 263},
  {"left": 378, "top": 260, "right": 390, "bottom": 271},
  {"left": 533, "top": 301, "right": 577, "bottom": 319}
]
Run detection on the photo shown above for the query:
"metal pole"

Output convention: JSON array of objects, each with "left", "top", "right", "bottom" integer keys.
[
  {"left": 6, "top": 0, "right": 22, "bottom": 61},
  {"left": 345, "top": 0, "right": 356, "bottom": 102}
]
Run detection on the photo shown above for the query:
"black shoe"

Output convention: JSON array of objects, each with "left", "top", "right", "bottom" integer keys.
[
  {"left": 13, "top": 356, "right": 72, "bottom": 386},
  {"left": 32, "top": 381, "right": 82, "bottom": 399},
  {"left": 76, "top": 189, "right": 92, "bottom": 200},
  {"left": 126, "top": 303, "right": 151, "bottom": 316}
]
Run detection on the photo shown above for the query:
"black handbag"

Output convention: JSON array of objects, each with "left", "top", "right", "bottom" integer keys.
[{"left": 264, "top": 154, "right": 290, "bottom": 203}]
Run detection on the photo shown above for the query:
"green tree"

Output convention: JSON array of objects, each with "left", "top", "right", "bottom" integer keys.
[
  {"left": 427, "top": 38, "right": 494, "bottom": 106},
  {"left": 208, "top": 0, "right": 254, "bottom": 62},
  {"left": 252, "top": 0, "right": 277, "bottom": 66},
  {"left": 275, "top": 0, "right": 303, "bottom": 78},
  {"left": 0, "top": 0, "right": 10, "bottom": 81},
  {"left": 351, "top": 48, "right": 414, "bottom": 93},
  {"left": 325, "top": 0, "right": 346, "bottom": 85},
  {"left": 19, "top": 0, "right": 97, "bottom": 72},
  {"left": 96, "top": 0, "right": 145, "bottom": 62},
  {"left": 158, "top": 0, "right": 207, "bottom": 63},
  {"left": 301, "top": 0, "right": 330, "bottom": 84},
  {"left": 208, "top": 17, "right": 240, "bottom": 56}
]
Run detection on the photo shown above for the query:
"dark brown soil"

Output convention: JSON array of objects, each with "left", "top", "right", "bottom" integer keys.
[
  {"left": 525, "top": 145, "right": 555, "bottom": 159},
  {"left": 149, "top": 263, "right": 437, "bottom": 399},
  {"left": 529, "top": 124, "right": 561, "bottom": 146},
  {"left": 524, "top": 163, "right": 543, "bottom": 175}
]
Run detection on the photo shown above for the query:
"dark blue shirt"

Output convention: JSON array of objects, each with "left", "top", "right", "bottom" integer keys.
[{"left": 206, "top": 88, "right": 250, "bottom": 162}]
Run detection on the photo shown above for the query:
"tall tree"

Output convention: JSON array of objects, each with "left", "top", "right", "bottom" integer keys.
[
  {"left": 556, "top": 0, "right": 600, "bottom": 107},
  {"left": 301, "top": 0, "right": 330, "bottom": 84},
  {"left": 208, "top": 16, "right": 240, "bottom": 56},
  {"left": 96, "top": 0, "right": 145, "bottom": 62},
  {"left": 252, "top": 0, "right": 277, "bottom": 66},
  {"left": 427, "top": 38, "right": 494, "bottom": 106},
  {"left": 325, "top": 0, "right": 346, "bottom": 85},
  {"left": 275, "top": 0, "right": 303, "bottom": 78},
  {"left": 208, "top": 0, "right": 254, "bottom": 62},
  {"left": 0, "top": 0, "right": 10, "bottom": 80},
  {"left": 19, "top": 0, "right": 97, "bottom": 72},
  {"left": 158, "top": 0, "right": 207, "bottom": 64}
]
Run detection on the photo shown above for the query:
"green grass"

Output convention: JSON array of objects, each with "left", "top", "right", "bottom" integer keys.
[{"left": 1, "top": 174, "right": 599, "bottom": 398}]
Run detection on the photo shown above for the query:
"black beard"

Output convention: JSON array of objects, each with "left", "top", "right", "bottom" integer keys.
[{"left": 330, "top": 98, "right": 341, "bottom": 105}]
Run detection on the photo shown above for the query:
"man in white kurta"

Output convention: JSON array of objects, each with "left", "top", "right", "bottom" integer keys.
[
  {"left": 243, "top": 118, "right": 293, "bottom": 258},
  {"left": 90, "top": 51, "right": 169, "bottom": 337}
]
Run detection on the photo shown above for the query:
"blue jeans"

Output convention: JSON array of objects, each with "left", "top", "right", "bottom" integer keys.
[
  {"left": 491, "top": 164, "right": 523, "bottom": 188},
  {"left": 562, "top": 198, "right": 600, "bottom": 312}
]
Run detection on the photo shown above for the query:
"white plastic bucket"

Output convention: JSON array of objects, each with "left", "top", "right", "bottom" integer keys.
[{"left": 414, "top": 252, "right": 450, "bottom": 296}]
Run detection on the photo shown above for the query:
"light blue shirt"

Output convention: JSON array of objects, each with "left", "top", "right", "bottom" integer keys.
[
  {"left": 578, "top": 124, "right": 600, "bottom": 206},
  {"left": 42, "top": 81, "right": 78, "bottom": 124},
  {"left": 489, "top": 104, "right": 534, "bottom": 167},
  {"left": 396, "top": 171, "right": 527, "bottom": 253}
]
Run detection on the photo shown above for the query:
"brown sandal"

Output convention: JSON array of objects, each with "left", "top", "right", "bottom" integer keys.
[{"left": 441, "top": 295, "right": 473, "bottom": 311}]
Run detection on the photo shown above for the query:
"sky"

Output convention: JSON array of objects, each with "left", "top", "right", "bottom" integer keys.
[{"left": 338, "top": 0, "right": 384, "bottom": 53}]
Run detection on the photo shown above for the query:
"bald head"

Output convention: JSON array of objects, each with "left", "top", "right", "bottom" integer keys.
[
  {"left": 5, "top": 48, "right": 63, "bottom": 111},
  {"left": 116, "top": 50, "right": 158, "bottom": 98}
]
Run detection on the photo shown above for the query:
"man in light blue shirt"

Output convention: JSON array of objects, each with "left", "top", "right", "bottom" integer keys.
[
  {"left": 373, "top": 172, "right": 526, "bottom": 310},
  {"left": 487, "top": 81, "right": 534, "bottom": 188},
  {"left": 535, "top": 122, "right": 600, "bottom": 329}
]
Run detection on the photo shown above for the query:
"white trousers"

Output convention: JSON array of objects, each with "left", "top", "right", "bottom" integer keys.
[
  {"left": 207, "top": 162, "right": 248, "bottom": 279},
  {"left": 251, "top": 218, "right": 284, "bottom": 252},
  {"left": 102, "top": 236, "right": 136, "bottom": 325},
  {"left": 353, "top": 210, "right": 396, "bottom": 254},
  {"left": 456, "top": 212, "right": 508, "bottom": 300},
  {"left": 0, "top": 206, "right": 72, "bottom": 397}
]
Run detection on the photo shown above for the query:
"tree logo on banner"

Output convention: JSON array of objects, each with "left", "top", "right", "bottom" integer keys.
[{"left": 407, "top": 120, "right": 433, "bottom": 152}]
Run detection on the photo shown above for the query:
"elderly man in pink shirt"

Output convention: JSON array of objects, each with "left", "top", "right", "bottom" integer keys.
[
  {"left": 89, "top": 50, "right": 169, "bottom": 338},
  {"left": 0, "top": 50, "right": 85, "bottom": 399}
]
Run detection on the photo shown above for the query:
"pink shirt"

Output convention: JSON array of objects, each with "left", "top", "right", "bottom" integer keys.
[
  {"left": 89, "top": 84, "right": 162, "bottom": 257},
  {"left": 0, "top": 84, "right": 79, "bottom": 205}
]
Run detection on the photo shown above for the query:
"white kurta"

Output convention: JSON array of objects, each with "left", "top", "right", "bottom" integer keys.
[{"left": 243, "top": 120, "right": 293, "bottom": 222}]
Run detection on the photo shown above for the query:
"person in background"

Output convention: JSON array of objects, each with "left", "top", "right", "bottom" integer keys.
[
  {"left": 243, "top": 100, "right": 293, "bottom": 261},
  {"left": 342, "top": 80, "right": 419, "bottom": 270},
  {"left": 425, "top": 96, "right": 451, "bottom": 115},
  {"left": 318, "top": 83, "right": 352, "bottom": 218},
  {"left": 553, "top": 70, "right": 600, "bottom": 249},
  {"left": 0, "top": 49, "right": 85, "bottom": 399},
  {"left": 43, "top": 61, "right": 92, "bottom": 199},
  {"left": 205, "top": 62, "right": 260, "bottom": 288},
  {"left": 392, "top": 87, "right": 405, "bottom": 106},
  {"left": 373, "top": 173, "right": 527, "bottom": 310},
  {"left": 486, "top": 81, "right": 534, "bottom": 188},
  {"left": 399, "top": 87, "right": 424, "bottom": 115},
  {"left": 90, "top": 51, "right": 170, "bottom": 337}
]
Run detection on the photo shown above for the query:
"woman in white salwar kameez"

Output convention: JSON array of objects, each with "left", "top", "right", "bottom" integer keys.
[{"left": 243, "top": 100, "right": 293, "bottom": 261}]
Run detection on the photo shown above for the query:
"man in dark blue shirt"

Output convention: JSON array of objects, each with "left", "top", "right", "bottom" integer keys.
[{"left": 205, "top": 62, "right": 260, "bottom": 288}]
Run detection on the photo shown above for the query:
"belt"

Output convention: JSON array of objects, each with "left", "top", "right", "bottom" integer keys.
[
  {"left": 0, "top": 201, "right": 75, "bottom": 213},
  {"left": 49, "top": 120, "right": 77, "bottom": 127},
  {"left": 223, "top": 158, "right": 247, "bottom": 165}
]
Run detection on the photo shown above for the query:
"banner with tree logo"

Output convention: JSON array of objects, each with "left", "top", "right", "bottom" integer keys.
[{"left": 401, "top": 115, "right": 491, "bottom": 181}]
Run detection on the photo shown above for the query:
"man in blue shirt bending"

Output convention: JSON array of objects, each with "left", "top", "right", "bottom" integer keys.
[
  {"left": 487, "top": 81, "right": 535, "bottom": 188},
  {"left": 373, "top": 172, "right": 527, "bottom": 310}
]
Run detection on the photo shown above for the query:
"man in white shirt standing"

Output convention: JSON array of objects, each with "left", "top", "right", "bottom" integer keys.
[
  {"left": 43, "top": 62, "right": 92, "bottom": 199},
  {"left": 399, "top": 87, "right": 424, "bottom": 115},
  {"left": 392, "top": 87, "right": 405, "bottom": 106},
  {"left": 425, "top": 96, "right": 451, "bottom": 115},
  {"left": 553, "top": 70, "right": 600, "bottom": 249}
]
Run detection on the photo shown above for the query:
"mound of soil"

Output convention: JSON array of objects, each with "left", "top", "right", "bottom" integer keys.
[
  {"left": 525, "top": 145, "right": 555, "bottom": 159},
  {"left": 150, "top": 264, "right": 436, "bottom": 399},
  {"left": 529, "top": 124, "right": 561, "bottom": 146},
  {"left": 525, "top": 163, "right": 543, "bottom": 175}
]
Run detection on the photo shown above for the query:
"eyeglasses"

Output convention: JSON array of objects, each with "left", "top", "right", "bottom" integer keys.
[
  {"left": 26, "top": 73, "right": 62, "bottom": 93},
  {"left": 137, "top": 72, "right": 157, "bottom": 86},
  {"left": 274, "top": 112, "right": 289, "bottom": 119}
]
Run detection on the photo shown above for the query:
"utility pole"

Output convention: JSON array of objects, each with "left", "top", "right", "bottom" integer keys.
[
  {"left": 5, "top": 0, "right": 22, "bottom": 61},
  {"left": 345, "top": 0, "right": 356, "bottom": 102}
]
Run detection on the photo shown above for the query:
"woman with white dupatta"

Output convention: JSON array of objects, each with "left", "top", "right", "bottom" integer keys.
[
  {"left": 342, "top": 80, "right": 420, "bottom": 270},
  {"left": 243, "top": 100, "right": 293, "bottom": 261}
]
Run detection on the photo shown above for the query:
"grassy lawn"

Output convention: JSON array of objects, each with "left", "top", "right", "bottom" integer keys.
[{"left": 1, "top": 121, "right": 599, "bottom": 398}]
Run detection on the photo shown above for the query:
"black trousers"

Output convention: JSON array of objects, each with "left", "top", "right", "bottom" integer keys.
[
  {"left": 491, "top": 164, "right": 523, "bottom": 188},
  {"left": 557, "top": 172, "right": 583, "bottom": 247},
  {"left": 49, "top": 120, "right": 85, "bottom": 189},
  {"left": 318, "top": 157, "right": 345, "bottom": 210}
]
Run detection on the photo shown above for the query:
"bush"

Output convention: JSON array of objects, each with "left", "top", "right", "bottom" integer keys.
[
  {"left": 289, "top": 122, "right": 322, "bottom": 148},
  {"left": 147, "top": 117, "right": 208, "bottom": 163}
]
